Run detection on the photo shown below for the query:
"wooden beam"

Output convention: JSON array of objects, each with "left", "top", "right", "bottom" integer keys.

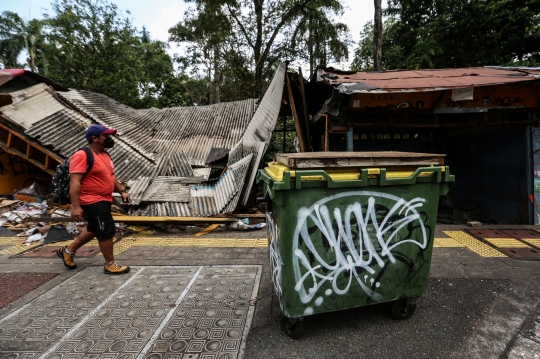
[
  {"left": 23, "top": 216, "right": 239, "bottom": 224},
  {"left": 324, "top": 115, "right": 329, "bottom": 151},
  {"left": 298, "top": 67, "right": 312, "bottom": 150},
  {"left": 0, "top": 123, "right": 62, "bottom": 162},
  {"left": 286, "top": 73, "right": 306, "bottom": 152},
  {"left": 350, "top": 119, "right": 539, "bottom": 128}
]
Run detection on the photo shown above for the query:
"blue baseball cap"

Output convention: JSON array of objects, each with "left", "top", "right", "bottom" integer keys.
[{"left": 85, "top": 124, "right": 117, "bottom": 141}]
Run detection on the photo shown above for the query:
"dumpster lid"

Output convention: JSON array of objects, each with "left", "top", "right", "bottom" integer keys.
[
  {"left": 275, "top": 151, "right": 445, "bottom": 169},
  {"left": 264, "top": 162, "right": 446, "bottom": 182}
]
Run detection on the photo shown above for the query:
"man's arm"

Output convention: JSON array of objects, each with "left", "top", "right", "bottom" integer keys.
[
  {"left": 113, "top": 175, "right": 130, "bottom": 203},
  {"left": 70, "top": 173, "right": 84, "bottom": 221}
]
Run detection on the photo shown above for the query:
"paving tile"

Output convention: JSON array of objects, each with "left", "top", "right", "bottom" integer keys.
[{"left": 0, "top": 265, "right": 261, "bottom": 358}]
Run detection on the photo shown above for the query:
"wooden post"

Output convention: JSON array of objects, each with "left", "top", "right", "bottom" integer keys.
[
  {"left": 347, "top": 126, "right": 354, "bottom": 151},
  {"left": 298, "top": 67, "right": 312, "bottom": 150},
  {"left": 282, "top": 116, "right": 286, "bottom": 152},
  {"left": 286, "top": 73, "right": 306, "bottom": 152},
  {"left": 324, "top": 115, "right": 329, "bottom": 151}
]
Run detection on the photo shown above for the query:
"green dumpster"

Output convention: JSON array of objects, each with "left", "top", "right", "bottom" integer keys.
[{"left": 256, "top": 152, "right": 455, "bottom": 338}]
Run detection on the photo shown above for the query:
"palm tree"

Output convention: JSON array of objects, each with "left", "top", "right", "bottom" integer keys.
[{"left": 0, "top": 11, "right": 43, "bottom": 72}]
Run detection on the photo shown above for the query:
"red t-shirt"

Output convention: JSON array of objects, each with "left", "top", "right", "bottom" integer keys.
[{"left": 69, "top": 149, "right": 115, "bottom": 205}]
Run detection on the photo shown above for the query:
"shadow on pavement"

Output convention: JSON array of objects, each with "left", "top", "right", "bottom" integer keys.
[{"left": 245, "top": 278, "right": 509, "bottom": 359}]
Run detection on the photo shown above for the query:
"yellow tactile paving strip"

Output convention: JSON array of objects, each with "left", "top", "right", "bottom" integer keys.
[
  {"left": 98, "top": 229, "right": 156, "bottom": 256},
  {"left": 0, "top": 237, "right": 43, "bottom": 255},
  {"left": 442, "top": 231, "right": 507, "bottom": 257},
  {"left": 484, "top": 238, "right": 531, "bottom": 248},
  {"left": 132, "top": 237, "right": 268, "bottom": 248},
  {"left": 433, "top": 237, "right": 465, "bottom": 248},
  {"left": 520, "top": 238, "right": 540, "bottom": 249}
]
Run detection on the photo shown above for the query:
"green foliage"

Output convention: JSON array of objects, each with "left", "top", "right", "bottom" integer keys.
[
  {"left": 41, "top": 0, "right": 172, "bottom": 108},
  {"left": 288, "top": 1, "right": 351, "bottom": 74},
  {"left": 170, "top": 0, "right": 350, "bottom": 99},
  {"left": 0, "top": 11, "right": 45, "bottom": 71},
  {"left": 363, "top": 0, "right": 540, "bottom": 69},
  {"left": 264, "top": 116, "right": 298, "bottom": 163}
]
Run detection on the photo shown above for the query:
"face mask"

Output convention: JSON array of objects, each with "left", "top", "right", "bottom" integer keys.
[{"left": 103, "top": 137, "right": 115, "bottom": 148}]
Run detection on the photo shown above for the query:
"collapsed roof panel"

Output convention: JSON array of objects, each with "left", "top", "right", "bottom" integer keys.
[
  {"left": 190, "top": 153, "right": 253, "bottom": 216},
  {"left": 0, "top": 64, "right": 286, "bottom": 217},
  {"left": 62, "top": 89, "right": 258, "bottom": 167},
  {"left": 238, "top": 62, "right": 287, "bottom": 205}
]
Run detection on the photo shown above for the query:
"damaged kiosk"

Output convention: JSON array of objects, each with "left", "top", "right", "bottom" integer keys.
[{"left": 257, "top": 151, "right": 455, "bottom": 338}]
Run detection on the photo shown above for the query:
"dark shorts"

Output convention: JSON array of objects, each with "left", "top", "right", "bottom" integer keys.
[{"left": 81, "top": 201, "right": 116, "bottom": 242}]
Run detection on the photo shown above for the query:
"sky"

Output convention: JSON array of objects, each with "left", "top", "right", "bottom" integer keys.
[{"left": 0, "top": 0, "right": 387, "bottom": 70}]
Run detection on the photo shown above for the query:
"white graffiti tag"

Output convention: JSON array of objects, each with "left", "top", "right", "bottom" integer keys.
[
  {"left": 292, "top": 191, "right": 428, "bottom": 309},
  {"left": 267, "top": 213, "right": 283, "bottom": 300}
]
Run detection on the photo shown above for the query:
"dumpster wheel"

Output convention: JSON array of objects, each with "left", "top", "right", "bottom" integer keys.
[
  {"left": 390, "top": 298, "right": 417, "bottom": 320},
  {"left": 280, "top": 314, "right": 304, "bottom": 339}
]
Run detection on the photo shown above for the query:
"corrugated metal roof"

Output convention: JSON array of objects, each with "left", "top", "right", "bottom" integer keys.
[
  {"left": 238, "top": 62, "right": 287, "bottom": 205},
  {"left": 128, "top": 201, "right": 192, "bottom": 217},
  {"left": 190, "top": 154, "right": 253, "bottom": 216},
  {"left": 0, "top": 63, "right": 286, "bottom": 217},
  {"left": 62, "top": 90, "right": 257, "bottom": 167},
  {"left": 1, "top": 84, "right": 156, "bottom": 186},
  {"left": 1, "top": 83, "right": 75, "bottom": 129},
  {"left": 315, "top": 66, "right": 540, "bottom": 94},
  {"left": 142, "top": 177, "right": 190, "bottom": 202}
]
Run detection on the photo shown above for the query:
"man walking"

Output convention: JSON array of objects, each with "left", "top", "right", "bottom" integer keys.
[{"left": 57, "top": 124, "right": 131, "bottom": 274}]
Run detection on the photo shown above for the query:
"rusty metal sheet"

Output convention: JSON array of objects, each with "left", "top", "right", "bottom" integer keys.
[
  {"left": 318, "top": 66, "right": 537, "bottom": 92},
  {"left": 467, "top": 229, "right": 511, "bottom": 238},
  {"left": 498, "top": 247, "right": 540, "bottom": 261}
]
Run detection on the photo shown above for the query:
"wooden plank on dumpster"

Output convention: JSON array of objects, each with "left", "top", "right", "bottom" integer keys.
[{"left": 275, "top": 151, "right": 445, "bottom": 169}]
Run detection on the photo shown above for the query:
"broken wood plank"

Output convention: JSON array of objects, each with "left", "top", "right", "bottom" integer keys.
[
  {"left": 276, "top": 151, "right": 445, "bottom": 169},
  {"left": 195, "top": 224, "right": 220, "bottom": 237}
]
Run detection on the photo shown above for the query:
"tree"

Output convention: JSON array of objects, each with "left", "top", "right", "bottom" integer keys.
[
  {"left": 383, "top": 0, "right": 540, "bottom": 69},
  {"left": 351, "top": 17, "right": 402, "bottom": 71},
  {"left": 42, "top": 0, "right": 175, "bottom": 109},
  {"left": 170, "top": 0, "right": 350, "bottom": 99},
  {"left": 288, "top": 3, "right": 350, "bottom": 74},
  {"left": 169, "top": 1, "right": 242, "bottom": 103},
  {"left": 138, "top": 27, "right": 174, "bottom": 108},
  {"left": 0, "top": 11, "right": 44, "bottom": 71}
]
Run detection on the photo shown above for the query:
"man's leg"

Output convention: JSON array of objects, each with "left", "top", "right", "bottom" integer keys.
[
  {"left": 100, "top": 237, "right": 130, "bottom": 275},
  {"left": 57, "top": 230, "right": 94, "bottom": 270},
  {"left": 67, "top": 230, "right": 94, "bottom": 253},
  {"left": 98, "top": 238, "right": 115, "bottom": 264}
]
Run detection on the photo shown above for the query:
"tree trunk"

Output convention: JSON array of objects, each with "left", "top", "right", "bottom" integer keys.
[
  {"left": 373, "top": 0, "right": 383, "bottom": 71},
  {"left": 309, "top": 16, "right": 314, "bottom": 75},
  {"left": 254, "top": 0, "right": 264, "bottom": 96}
]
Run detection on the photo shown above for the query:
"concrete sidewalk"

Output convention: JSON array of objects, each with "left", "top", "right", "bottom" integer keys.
[{"left": 0, "top": 225, "right": 539, "bottom": 359}]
